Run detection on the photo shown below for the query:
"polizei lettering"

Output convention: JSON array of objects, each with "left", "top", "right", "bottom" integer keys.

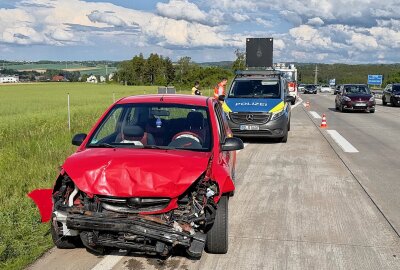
[{"left": 235, "top": 102, "right": 268, "bottom": 106}]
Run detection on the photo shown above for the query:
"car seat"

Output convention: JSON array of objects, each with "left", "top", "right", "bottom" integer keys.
[{"left": 120, "top": 125, "right": 155, "bottom": 146}]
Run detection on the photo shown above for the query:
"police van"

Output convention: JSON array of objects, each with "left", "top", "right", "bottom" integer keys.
[{"left": 222, "top": 70, "right": 293, "bottom": 142}]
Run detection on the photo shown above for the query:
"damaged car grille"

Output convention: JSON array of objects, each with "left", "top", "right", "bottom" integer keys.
[{"left": 97, "top": 196, "right": 170, "bottom": 214}]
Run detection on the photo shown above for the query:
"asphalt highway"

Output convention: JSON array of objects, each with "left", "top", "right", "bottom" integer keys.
[{"left": 28, "top": 95, "right": 400, "bottom": 270}]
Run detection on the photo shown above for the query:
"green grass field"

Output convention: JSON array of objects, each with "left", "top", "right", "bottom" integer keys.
[{"left": 0, "top": 83, "right": 192, "bottom": 269}]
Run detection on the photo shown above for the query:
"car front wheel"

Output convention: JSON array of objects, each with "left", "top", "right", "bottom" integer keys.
[
  {"left": 206, "top": 196, "right": 228, "bottom": 254},
  {"left": 382, "top": 97, "right": 387, "bottom": 106}
]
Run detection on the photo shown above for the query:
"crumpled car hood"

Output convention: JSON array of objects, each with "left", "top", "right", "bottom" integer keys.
[{"left": 63, "top": 148, "right": 211, "bottom": 198}]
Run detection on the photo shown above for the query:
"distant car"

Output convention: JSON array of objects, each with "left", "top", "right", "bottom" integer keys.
[
  {"left": 298, "top": 84, "right": 306, "bottom": 92},
  {"left": 382, "top": 83, "right": 400, "bottom": 107},
  {"left": 30, "top": 94, "right": 244, "bottom": 258},
  {"left": 335, "top": 84, "right": 375, "bottom": 113},
  {"left": 304, "top": 84, "right": 317, "bottom": 94},
  {"left": 320, "top": 85, "right": 332, "bottom": 93}
]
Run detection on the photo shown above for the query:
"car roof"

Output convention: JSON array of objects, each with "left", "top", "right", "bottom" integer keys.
[
  {"left": 343, "top": 84, "right": 367, "bottom": 86},
  {"left": 117, "top": 94, "right": 210, "bottom": 106}
]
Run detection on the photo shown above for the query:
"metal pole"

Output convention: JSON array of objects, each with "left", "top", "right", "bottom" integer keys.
[{"left": 67, "top": 93, "right": 71, "bottom": 131}]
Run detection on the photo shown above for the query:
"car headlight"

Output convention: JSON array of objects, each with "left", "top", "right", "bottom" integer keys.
[
  {"left": 369, "top": 97, "right": 375, "bottom": 102},
  {"left": 271, "top": 109, "right": 285, "bottom": 120},
  {"left": 343, "top": 96, "right": 351, "bottom": 102}
]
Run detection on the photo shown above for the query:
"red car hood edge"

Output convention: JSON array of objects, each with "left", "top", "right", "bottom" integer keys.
[{"left": 62, "top": 148, "right": 211, "bottom": 198}]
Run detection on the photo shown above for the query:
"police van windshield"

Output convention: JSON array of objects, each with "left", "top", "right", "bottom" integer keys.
[{"left": 228, "top": 80, "right": 281, "bottom": 98}]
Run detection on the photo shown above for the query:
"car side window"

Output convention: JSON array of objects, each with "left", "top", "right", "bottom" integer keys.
[{"left": 214, "top": 103, "right": 227, "bottom": 143}]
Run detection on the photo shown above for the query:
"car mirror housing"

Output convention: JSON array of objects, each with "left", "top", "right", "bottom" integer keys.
[
  {"left": 285, "top": 96, "right": 295, "bottom": 103},
  {"left": 221, "top": 137, "right": 244, "bottom": 151},
  {"left": 72, "top": 133, "right": 87, "bottom": 146}
]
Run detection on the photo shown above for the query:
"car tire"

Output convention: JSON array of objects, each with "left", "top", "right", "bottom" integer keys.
[
  {"left": 340, "top": 104, "right": 345, "bottom": 112},
  {"left": 280, "top": 124, "right": 289, "bottom": 143},
  {"left": 206, "top": 196, "right": 228, "bottom": 254},
  {"left": 390, "top": 97, "right": 395, "bottom": 107},
  {"left": 51, "top": 221, "right": 80, "bottom": 249},
  {"left": 370, "top": 109, "right": 375, "bottom": 113},
  {"left": 288, "top": 119, "right": 291, "bottom": 131},
  {"left": 291, "top": 98, "right": 296, "bottom": 105},
  {"left": 335, "top": 103, "right": 339, "bottom": 110},
  {"left": 382, "top": 97, "right": 387, "bottom": 106}
]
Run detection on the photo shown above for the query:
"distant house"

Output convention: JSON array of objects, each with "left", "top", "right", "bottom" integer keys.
[
  {"left": 87, "top": 75, "right": 98, "bottom": 83},
  {"left": 0, "top": 75, "right": 19, "bottom": 83},
  {"left": 100, "top": 76, "right": 106, "bottom": 83},
  {"left": 109, "top": 73, "right": 115, "bottom": 81},
  {"left": 52, "top": 75, "right": 65, "bottom": 82}
]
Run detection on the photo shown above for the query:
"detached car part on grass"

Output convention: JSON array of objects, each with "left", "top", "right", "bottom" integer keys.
[{"left": 29, "top": 95, "right": 243, "bottom": 258}]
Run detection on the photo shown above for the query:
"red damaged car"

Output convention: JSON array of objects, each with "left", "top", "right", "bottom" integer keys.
[{"left": 30, "top": 94, "right": 243, "bottom": 258}]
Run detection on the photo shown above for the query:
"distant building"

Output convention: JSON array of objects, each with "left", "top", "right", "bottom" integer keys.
[
  {"left": 0, "top": 75, "right": 19, "bottom": 83},
  {"left": 109, "top": 73, "right": 115, "bottom": 81},
  {"left": 100, "top": 76, "right": 106, "bottom": 83},
  {"left": 87, "top": 75, "right": 98, "bottom": 83}
]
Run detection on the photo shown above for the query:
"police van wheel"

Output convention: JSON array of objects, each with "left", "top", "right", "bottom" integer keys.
[{"left": 280, "top": 126, "right": 288, "bottom": 143}]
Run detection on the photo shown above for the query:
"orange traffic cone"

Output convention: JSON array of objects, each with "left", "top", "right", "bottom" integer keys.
[{"left": 320, "top": 114, "right": 328, "bottom": 128}]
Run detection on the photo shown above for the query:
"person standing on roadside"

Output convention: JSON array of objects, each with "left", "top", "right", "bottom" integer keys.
[
  {"left": 192, "top": 81, "right": 202, "bottom": 95},
  {"left": 214, "top": 78, "right": 228, "bottom": 99}
]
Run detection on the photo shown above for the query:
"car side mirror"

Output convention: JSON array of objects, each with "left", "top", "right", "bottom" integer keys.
[
  {"left": 285, "top": 96, "right": 295, "bottom": 103},
  {"left": 221, "top": 137, "right": 244, "bottom": 151},
  {"left": 72, "top": 133, "right": 87, "bottom": 146},
  {"left": 218, "top": 95, "right": 226, "bottom": 102}
]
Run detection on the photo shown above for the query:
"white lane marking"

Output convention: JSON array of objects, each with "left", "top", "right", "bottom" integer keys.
[
  {"left": 309, "top": 111, "right": 321, "bottom": 119},
  {"left": 91, "top": 253, "right": 127, "bottom": 270},
  {"left": 291, "top": 97, "right": 303, "bottom": 109},
  {"left": 326, "top": 130, "right": 359, "bottom": 153}
]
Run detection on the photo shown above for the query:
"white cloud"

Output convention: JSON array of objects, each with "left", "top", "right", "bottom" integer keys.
[
  {"left": 156, "top": 0, "right": 207, "bottom": 24},
  {"left": 307, "top": 17, "right": 325, "bottom": 26}
]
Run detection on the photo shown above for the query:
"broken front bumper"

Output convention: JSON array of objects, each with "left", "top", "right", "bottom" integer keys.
[{"left": 65, "top": 212, "right": 206, "bottom": 257}]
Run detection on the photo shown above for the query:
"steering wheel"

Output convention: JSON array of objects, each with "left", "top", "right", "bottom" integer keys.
[{"left": 172, "top": 131, "right": 203, "bottom": 145}]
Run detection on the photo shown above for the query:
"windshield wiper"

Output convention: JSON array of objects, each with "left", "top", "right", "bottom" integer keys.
[
  {"left": 88, "top": 143, "right": 115, "bottom": 148},
  {"left": 142, "top": 145, "right": 175, "bottom": 150}
]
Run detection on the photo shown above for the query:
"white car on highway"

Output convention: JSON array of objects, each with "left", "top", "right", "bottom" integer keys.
[{"left": 320, "top": 85, "right": 332, "bottom": 93}]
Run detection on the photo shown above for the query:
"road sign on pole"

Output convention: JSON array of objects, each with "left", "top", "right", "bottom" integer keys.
[{"left": 368, "top": 75, "right": 383, "bottom": 85}]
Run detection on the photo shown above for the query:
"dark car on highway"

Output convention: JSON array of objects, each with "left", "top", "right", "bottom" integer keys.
[
  {"left": 303, "top": 84, "right": 317, "bottom": 94},
  {"left": 335, "top": 84, "right": 376, "bottom": 113},
  {"left": 382, "top": 84, "right": 400, "bottom": 107}
]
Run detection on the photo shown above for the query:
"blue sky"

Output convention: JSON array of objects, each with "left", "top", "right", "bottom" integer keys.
[{"left": 0, "top": 0, "right": 400, "bottom": 63}]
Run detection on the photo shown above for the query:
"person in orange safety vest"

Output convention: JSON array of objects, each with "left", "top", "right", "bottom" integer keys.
[{"left": 213, "top": 78, "right": 228, "bottom": 99}]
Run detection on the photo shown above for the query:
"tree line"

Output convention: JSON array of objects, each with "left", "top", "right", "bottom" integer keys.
[{"left": 116, "top": 53, "right": 233, "bottom": 89}]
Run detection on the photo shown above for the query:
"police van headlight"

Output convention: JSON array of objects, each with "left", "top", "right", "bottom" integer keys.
[{"left": 271, "top": 109, "right": 285, "bottom": 120}]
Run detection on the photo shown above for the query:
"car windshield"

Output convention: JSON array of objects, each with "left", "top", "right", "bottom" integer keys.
[
  {"left": 87, "top": 103, "right": 212, "bottom": 152},
  {"left": 305, "top": 85, "right": 315, "bottom": 89},
  {"left": 393, "top": 85, "right": 400, "bottom": 91},
  {"left": 344, "top": 85, "right": 370, "bottom": 94},
  {"left": 228, "top": 79, "right": 281, "bottom": 98}
]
